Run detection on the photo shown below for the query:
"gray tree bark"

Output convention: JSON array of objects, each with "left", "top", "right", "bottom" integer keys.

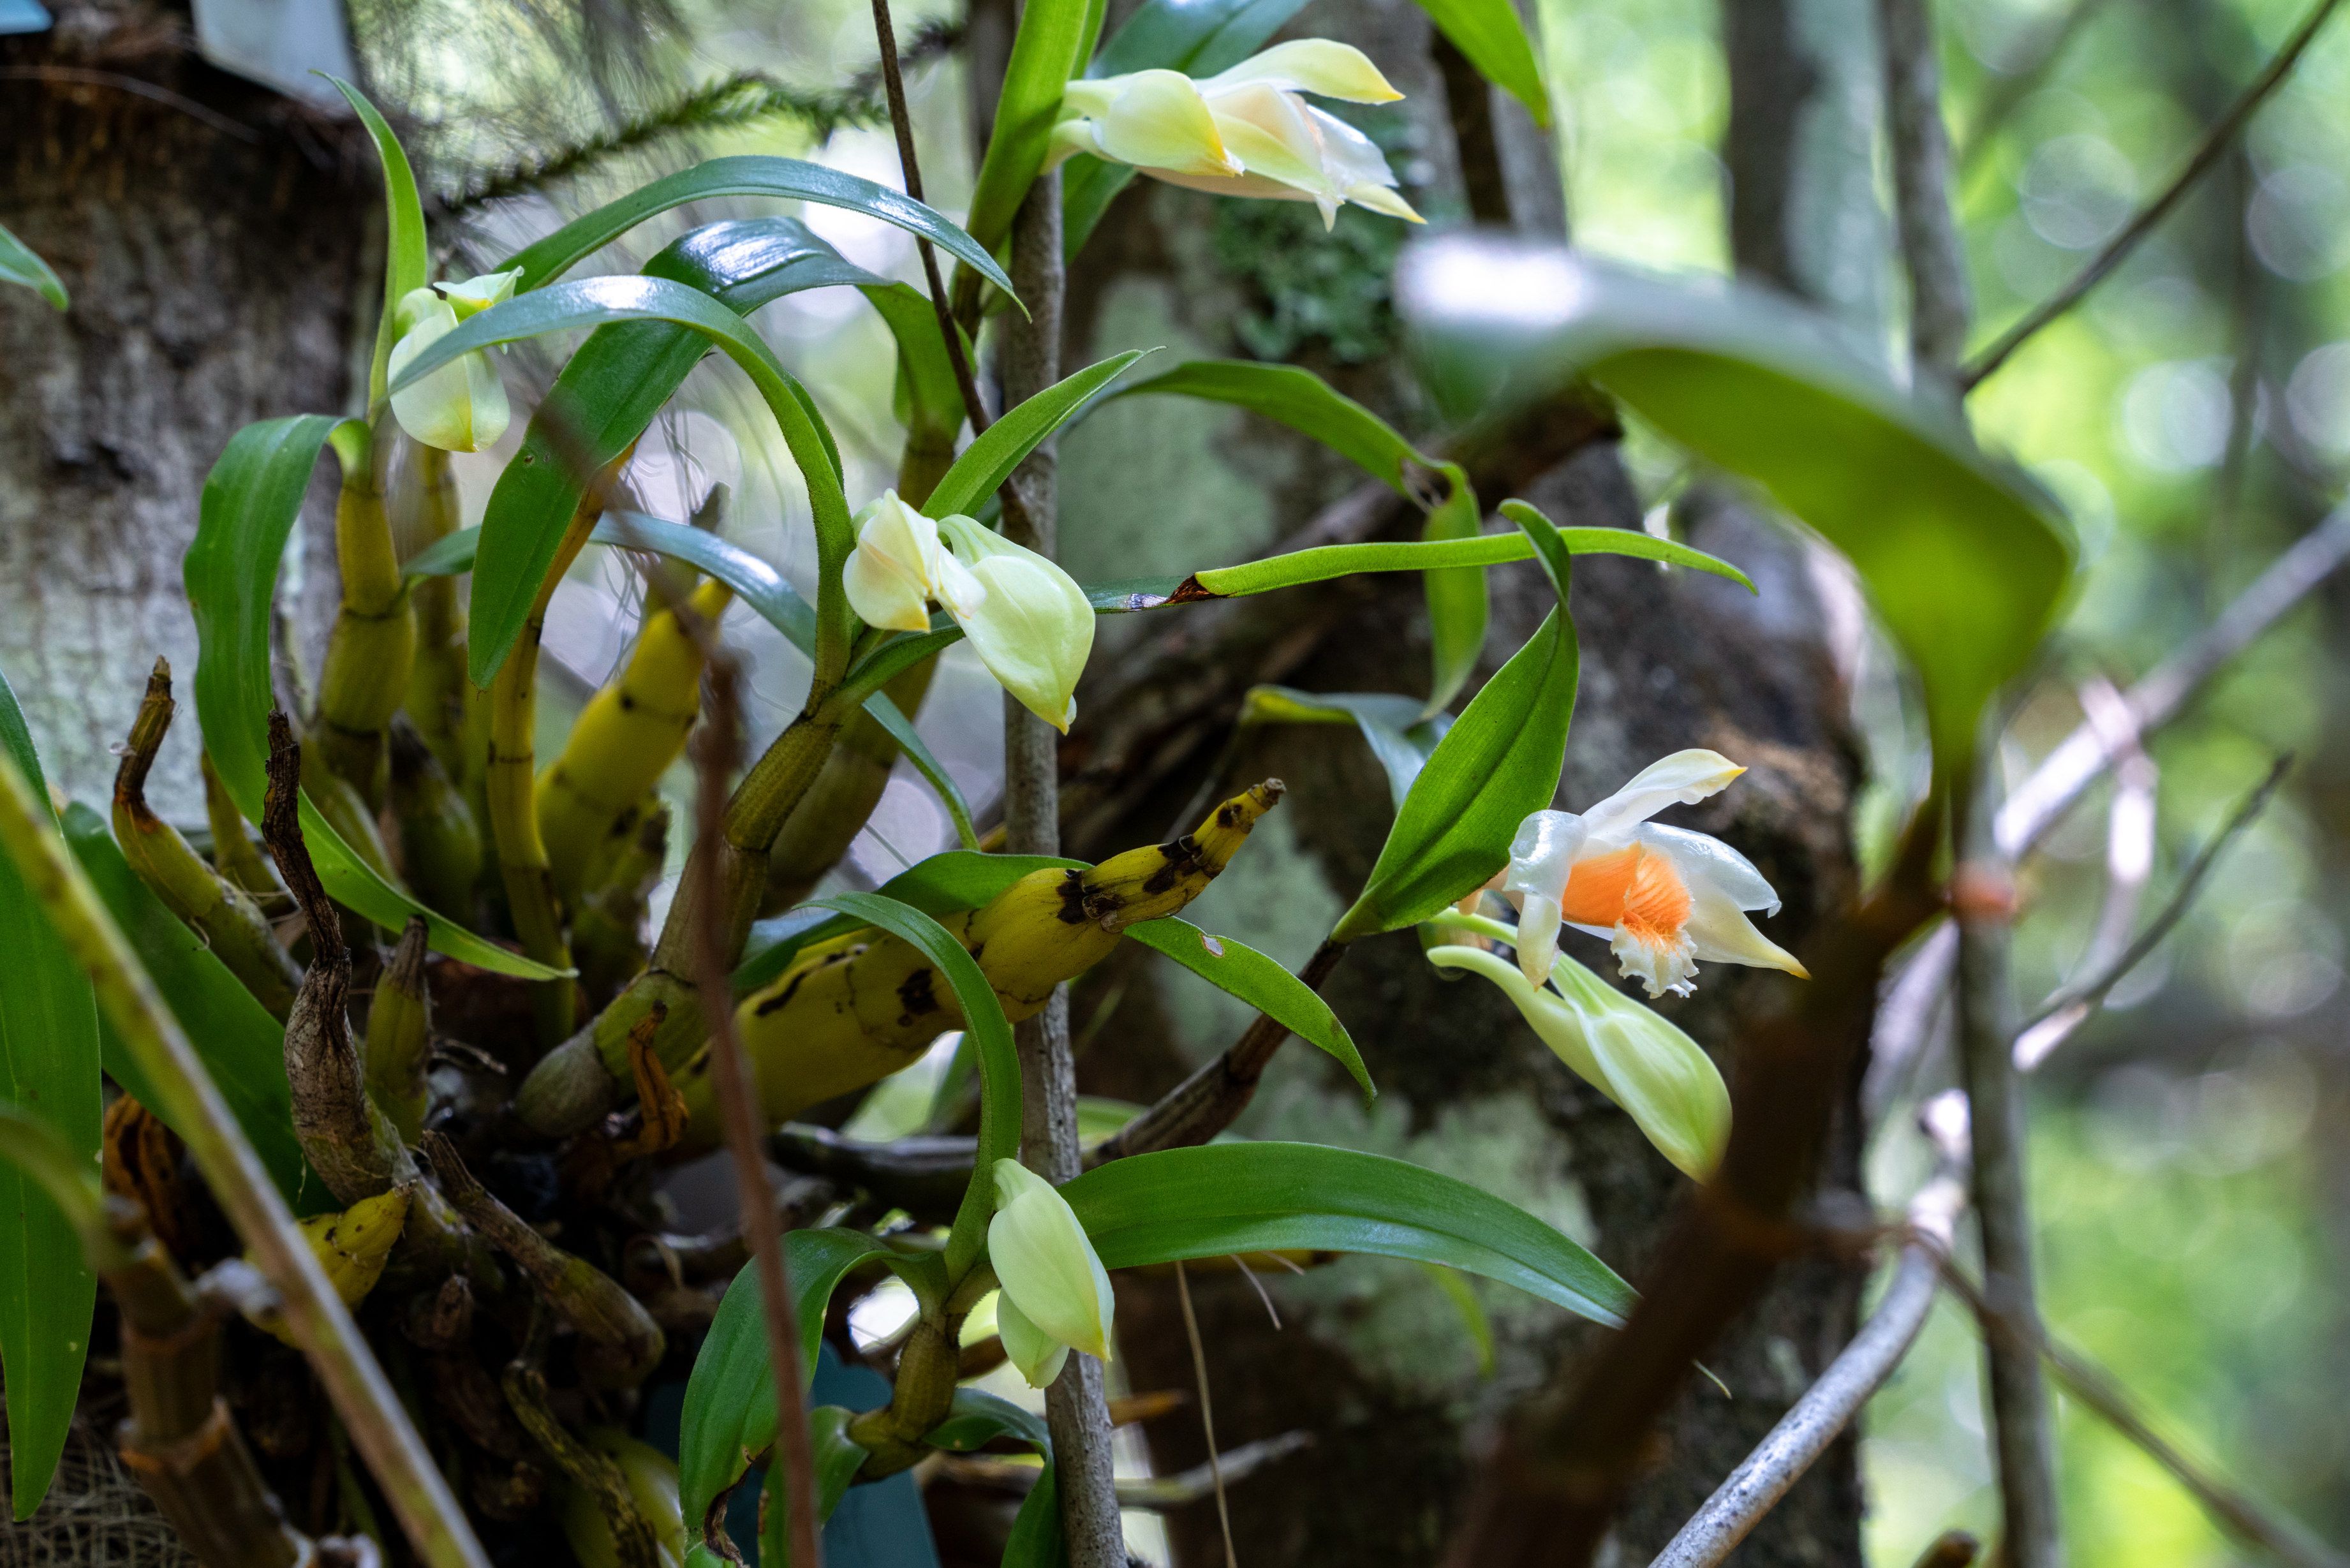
[
  {"left": 0, "top": 2, "right": 365, "bottom": 817},
  {"left": 1046, "top": 0, "right": 1879, "bottom": 1560}
]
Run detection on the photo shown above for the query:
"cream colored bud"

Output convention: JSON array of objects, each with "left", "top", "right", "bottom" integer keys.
[
  {"left": 987, "top": 1158, "right": 1114, "bottom": 1366},
  {"left": 936, "top": 515, "right": 1095, "bottom": 733}
]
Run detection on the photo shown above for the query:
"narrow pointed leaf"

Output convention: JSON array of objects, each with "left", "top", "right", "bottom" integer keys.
[
  {"left": 1237, "top": 687, "right": 1448, "bottom": 810},
  {"left": 1411, "top": 0, "right": 1548, "bottom": 122},
  {"left": 59, "top": 804, "right": 314, "bottom": 1209},
  {"left": 1003, "top": 1461, "right": 1069, "bottom": 1568},
  {"left": 184, "top": 417, "right": 566, "bottom": 979},
  {"left": 809, "top": 891, "right": 1021, "bottom": 1280},
  {"left": 1127, "top": 917, "right": 1373, "bottom": 1098},
  {"left": 326, "top": 77, "right": 429, "bottom": 407},
  {"left": 734, "top": 852, "right": 1086, "bottom": 995},
  {"left": 758, "top": 1407, "right": 866, "bottom": 1568},
  {"left": 965, "top": 0, "right": 1100, "bottom": 253},
  {"left": 1332, "top": 508, "right": 1579, "bottom": 939},
  {"left": 497, "top": 154, "right": 1013, "bottom": 298},
  {"left": 920, "top": 350, "right": 1152, "bottom": 520},
  {"left": 1192, "top": 525, "right": 1752, "bottom": 596},
  {"left": 1063, "top": 1141, "right": 1634, "bottom": 1326},
  {"left": 0, "top": 668, "right": 100, "bottom": 1520},
  {"left": 0, "top": 219, "right": 68, "bottom": 310}
]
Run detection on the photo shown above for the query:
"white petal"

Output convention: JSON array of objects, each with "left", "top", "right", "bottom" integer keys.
[
  {"left": 1638, "top": 823, "right": 1782, "bottom": 914},
  {"left": 1303, "top": 104, "right": 1394, "bottom": 191},
  {"left": 1199, "top": 40, "right": 1403, "bottom": 103},
  {"left": 1347, "top": 183, "right": 1425, "bottom": 223},
  {"left": 940, "top": 519, "right": 1094, "bottom": 733},
  {"left": 1090, "top": 69, "right": 1239, "bottom": 177},
  {"left": 440, "top": 268, "right": 520, "bottom": 320},
  {"left": 1205, "top": 84, "right": 1336, "bottom": 200},
  {"left": 1609, "top": 923, "right": 1698, "bottom": 998},
  {"left": 1580, "top": 750, "right": 1747, "bottom": 843},
  {"left": 1680, "top": 876, "right": 1808, "bottom": 979},
  {"left": 844, "top": 494, "right": 948, "bottom": 632},
  {"left": 1515, "top": 892, "right": 1562, "bottom": 989},
  {"left": 1504, "top": 810, "right": 1589, "bottom": 904},
  {"left": 388, "top": 301, "right": 503, "bottom": 453}
]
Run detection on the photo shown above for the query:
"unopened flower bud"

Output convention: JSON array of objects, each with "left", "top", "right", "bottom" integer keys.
[
  {"left": 986, "top": 1158, "right": 1114, "bottom": 1384},
  {"left": 387, "top": 270, "right": 519, "bottom": 452}
]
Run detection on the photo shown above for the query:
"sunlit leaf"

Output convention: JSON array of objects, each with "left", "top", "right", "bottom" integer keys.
[
  {"left": 325, "top": 76, "right": 428, "bottom": 406},
  {"left": 1064, "top": 1141, "right": 1634, "bottom": 1326},
  {"left": 1412, "top": 0, "right": 1547, "bottom": 122},
  {"left": 965, "top": 0, "right": 1102, "bottom": 254},
  {"left": 183, "top": 417, "right": 562, "bottom": 977},
  {"left": 0, "top": 219, "right": 68, "bottom": 311},
  {"left": 1333, "top": 507, "right": 1581, "bottom": 940},
  {"left": 1127, "top": 917, "right": 1373, "bottom": 1098},
  {"left": 921, "top": 350, "right": 1153, "bottom": 521},
  {"left": 1191, "top": 523, "right": 1752, "bottom": 597},
  {"left": 0, "top": 667, "right": 100, "bottom": 1520}
]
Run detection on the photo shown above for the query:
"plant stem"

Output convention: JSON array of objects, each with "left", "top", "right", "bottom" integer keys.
[
  {"left": 1952, "top": 769, "right": 2065, "bottom": 1568},
  {"left": 693, "top": 658, "right": 824, "bottom": 1568},
  {"left": 0, "top": 750, "right": 489, "bottom": 1568},
  {"left": 1879, "top": 0, "right": 1970, "bottom": 376},
  {"left": 1961, "top": 0, "right": 2346, "bottom": 390},
  {"left": 998, "top": 167, "right": 1125, "bottom": 1568}
]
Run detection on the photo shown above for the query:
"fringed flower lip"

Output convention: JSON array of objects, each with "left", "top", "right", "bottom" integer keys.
[{"left": 1496, "top": 749, "right": 1808, "bottom": 998}]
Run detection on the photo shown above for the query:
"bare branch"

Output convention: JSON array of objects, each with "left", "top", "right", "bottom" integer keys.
[
  {"left": 1879, "top": 0, "right": 1972, "bottom": 373},
  {"left": 1962, "top": 0, "right": 2349, "bottom": 389}
]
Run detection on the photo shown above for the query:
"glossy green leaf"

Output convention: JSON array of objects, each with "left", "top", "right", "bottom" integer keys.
[
  {"left": 1412, "top": 0, "right": 1548, "bottom": 122},
  {"left": 1332, "top": 507, "right": 1579, "bottom": 940},
  {"left": 1112, "top": 360, "right": 1490, "bottom": 706},
  {"left": 390, "top": 275, "right": 855, "bottom": 689},
  {"left": 327, "top": 77, "right": 429, "bottom": 406},
  {"left": 0, "top": 667, "right": 100, "bottom": 1520},
  {"left": 1003, "top": 1461, "right": 1068, "bottom": 1568},
  {"left": 678, "top": 1230, "right": 931, "bottom": 1541},
  {"left": 183, "top": 417, "right": 566, "bottom": 979},
  {"left": 1127, "top": 917, "right": 1373, "bottom": 1099},
  {"left": 810, "top": 891, "right": 1021, "bottom": 1280},
  {"left": 1192, "top": 523, "right": 1752, "bottom": 597},
  {"left": 498, "top": 155, "right": 1013, "bottom": 299},
  {"left": 924, "top": 1387, "right": 1053, "bottom": 1454},
  {"left": 758, "top": 1407, "right": 866, "bottom": 1568},
  {"left": 59, "top": 805, "right": 314, "bottom": 1211},
  {"left": 862, "top": 280, "right": 971, "bottom": 447},
  {"left": 1237, "top": 687, "right": 1449, "bottom": 810},
  {"left": 733, "top": 851, "right": 1084, "bottom": 995},
  {"left": 0, "top": 219, "right": 67, "bottom": 311},
  {"left": 1063, "top": 0, "right": 1314, "bottom": 255},
  {"left": 1408, "top": 250, "right": 2073, "bottom": 762},
  {"left": 966, "top": 0, "right": 1100, "bottom": 253},
  {"left": 465, "top": 217, "right": 885, "bottom": 686},
  {"left": 921, "top": 350, "right": 1153, "bottom": 521},
  {"left": 1063, "top": 1141, "right": 1634, "bottom": 1326}
]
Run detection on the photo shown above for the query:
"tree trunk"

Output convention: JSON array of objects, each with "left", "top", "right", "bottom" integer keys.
[
  {"left": 1051, "top": 0, "right": 1877, "bottom": 1560},
  {"left": 0, "top": 1, "right": 366, "bottom": 815}
]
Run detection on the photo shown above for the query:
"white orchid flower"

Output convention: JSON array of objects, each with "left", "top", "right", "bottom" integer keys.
[
  {"left": 842, "top": 494, "right": 1095, "bottom": 731},
  {"left": 1050, "top": 41, "right": 1423, "bottom": 230},
  {"left": 1502, "top": 750, "right": 1807, "bottom": 998},
  {"left": 386, "top": 270, "right": 519, "bottom": 452},
  {"left": 987, "top": 1158, "right": 1115, "bottom": 1387},
  {"left": 1429, "top": 944, "right": 1731, "bottom": 1178}
]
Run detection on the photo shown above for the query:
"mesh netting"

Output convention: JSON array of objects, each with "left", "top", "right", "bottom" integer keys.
[{"left": 1, "top": 1403, "right": 197, "bottom": 1568}]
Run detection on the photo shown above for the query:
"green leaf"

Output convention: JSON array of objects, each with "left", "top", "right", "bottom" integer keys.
[
  {"left": 677, "top": 1229, "right": 924, "bottom": 1540},
  {"left": 183, "top": 417, "right": 566, "bottom": 979},
  {"left": 965, "top": 0, "right": 1099, "bottom": 254},
  {"left": 1192, "top": 524, "right": 1753, "bottom": 597},
  {"left": 1126, "top": 917, "right": 1373, "bottom": 1099},
  {"left": 0, "top": 668, "right": 100, "bottom": 1520},
  {"left": 1332, "top": 507, "right": 1579, "bottom": 940},
  {"left": 1420, "top": 1262, "right": 1497, "bottom": 1379},
  {"left": 1112, "top": 360, "right": 1492, "bottom": 706},
  {"left": 809, "top": 892, "right": 1021, "bottom": 1280},
  {"left": 325, "top": 77, "right": 429, "bottom": 408},
  {"left": 1236, "top": 687, "right": 1448, "bottom": 811},
  {"left": 1411, "top": 252, "right": 2074, "bottom": 764},
  {"left": 921, "top": 350, "right": 1153, "bottom": 521},
  {"left": 836, "top": 570, "right": 1185, "bottom": 706},
  {"left": 497, "top": 155, "right": 1014, "bottom": 299},
  {"left": 0, "top": 219, "right": 68, "bottom": 311},
  {"left": 924, "top": 1387, "right": 1053, "bottom": 1454},
  {"left": 466, "top": 217, "right": 883, "bottom": 687},
  {"left": 1063, "top": 0, "right": 1314, "bottom": 256},
  {"left": 59, "top": 805, "right": 314, "bottom": 1211},
  {"left": 732, "top": 852, "right": 1084, "bottom": 995},
  {"left": 759, "top": 1407, "right": 867, "bottom": 1568},
  {"left": 860, "top": 693, "right": 979, "bottom": 850},
  {"left": 392, "top": 276, "right": 855, "bottom": 690},
  {"left": 1412, "top": 0, "right": 1548, "bottom": 122},
  {"left": 1003, "top": 1461, "right": 1069, "bottom": 1568},
  {"left": 1063, "top": 1141, "right": 1634, "bottom": 1326}
]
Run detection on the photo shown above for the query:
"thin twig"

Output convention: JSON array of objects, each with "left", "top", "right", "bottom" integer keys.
[
  {"left": 691, "top": 658, "right": 822, "bottom": 1568},
  {"left": 0, "top": 65, "right": 263, "bottom": 143},
  {"left": 1174, "top": 1261, "right": 1238, "bottom": 1568},
  {"left": 1952, "top": 766, "right": 2064, "bottom": 1568},
  {"left": 1961, "top": 0, "right": 2348, "bottom": 389},
  {"left": 1648, "top": 1169, "right": 1967, "bottom": 1568},
  {"left": 1938, "top": 1260, "right": 2350, "bottom": 1568},
  {"left": 870, "top": 0, "right": 993, "bottom": 437},
  {"left": 2015, "top": 754, "right": 2287, "bottom": 1067}
]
